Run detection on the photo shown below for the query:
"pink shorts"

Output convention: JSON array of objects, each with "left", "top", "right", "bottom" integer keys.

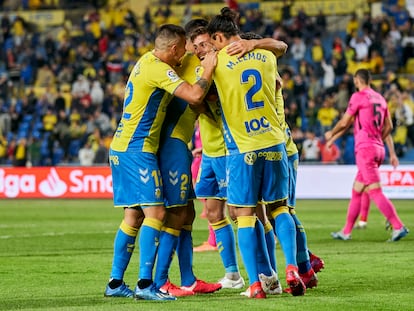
[
  {"left": 355, "top": 145, "right": 385, "bottom": 185},
  {"left": 191, "top": 156, "right": 202, "bottom": 183}
]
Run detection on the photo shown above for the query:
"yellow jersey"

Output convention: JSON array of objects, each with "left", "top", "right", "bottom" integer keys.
[
  {"left": 213, "top": 47, "right": 284, "bottom": 154},
  {"left": 161, "top": 53, "right": 201, "bottom": 144},
  {"left": 199, "top": 96, "right": 227, "bottom": 157},
  {"left": 110, "top": 52, "right": 185, "bottom": 153}
]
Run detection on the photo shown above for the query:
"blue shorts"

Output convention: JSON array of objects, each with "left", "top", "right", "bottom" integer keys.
[
  {"left": 109, "top": 149, "right": 163, "bottom": 208},
  {"left": 158, "top": 138, "right": 195, "bottom": 208},
  {"left": 195, "top": 154, "right": 227, "bottom": 199},
  {"left": 226, "top": 144, "right": 288, "bottom": 207},
  {"left": 287, "top": 153, "right": 299, "bottom": 208}
]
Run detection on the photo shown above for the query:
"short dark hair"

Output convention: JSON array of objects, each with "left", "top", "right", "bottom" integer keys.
[
  {"left": 185, "top": 18, "right": 209, "bottom": 35},
  {"left": 155, "top": 24, "right": 186, "bottom": 49},
  {"left": 189, "top": 26, "right": 209, "bottom": 43},
  {"left": 240, "top": 32, "right": 263, "bottom": 40},
  {"left": 354, "top": 69, "right": 371, "bottom": 84}
]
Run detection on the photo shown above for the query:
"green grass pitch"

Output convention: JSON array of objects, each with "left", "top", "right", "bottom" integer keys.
[{"left": 0, "top": 199, "right": 413, "bottom": 311}]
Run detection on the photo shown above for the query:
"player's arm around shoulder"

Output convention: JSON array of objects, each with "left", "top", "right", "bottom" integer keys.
[
  {"left": 174, "top": 51, "right": 217, "bottom": 106},
  {"left": 226, "top": 38, "right": 288, "bottom": 58}
]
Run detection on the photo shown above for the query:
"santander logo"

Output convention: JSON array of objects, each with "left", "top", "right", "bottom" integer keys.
[{"left": 39, "top": 168, "right": 67, "bottom": 197}]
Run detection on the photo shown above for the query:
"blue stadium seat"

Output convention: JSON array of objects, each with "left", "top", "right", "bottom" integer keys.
[
  {"left": 69, "top": 139, "right": 81, "bottom": 158},
  {"left": 342, "top": 136, "right": 355, "bottom": 164},
  {"left": 53, "top": 147, "right": 65, "bottom": 165},
  {"left": 400, "top": 148, "right": 414, "bottom": 163},
  {"left": 23, "top": 114, "right": 33, "bottom": 123}
]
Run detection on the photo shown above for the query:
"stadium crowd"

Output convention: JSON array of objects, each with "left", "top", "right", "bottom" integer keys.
[{"left": 0, "top": 0, "right": 413, "bottom": 166}]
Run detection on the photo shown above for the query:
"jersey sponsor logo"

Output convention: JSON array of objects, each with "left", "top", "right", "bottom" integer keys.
[
  {"left": 244, "top": 152, "right": 257, "bottom": 165},
  {"left": 244, "top": 116, "right": 270, "bottom": 135},
  {"left": 166, "top": 69, "right": 180, "bottom": 82},
  {"left": 257, "top": 151, "right": 283, "bottom": 161},
  {"left": 195, "top": 65, "right": 203, "bottom": 80}
]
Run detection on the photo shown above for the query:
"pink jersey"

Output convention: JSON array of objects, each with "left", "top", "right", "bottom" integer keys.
[{"left": 346, "top": 87, "right": 389, "bottom": 149}]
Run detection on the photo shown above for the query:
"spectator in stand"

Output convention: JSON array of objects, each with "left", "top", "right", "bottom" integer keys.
[
  {"left": 13, "top": 137, "right": 27, "bottom": 167},
  {"left": 90, "top": 80, "right": 104, "bottom": 108},
  {"left": 369, "top": 49, "right": 385, "bottom": 74},
  {"left": 315, "top": 10, "right": 327, "bottom": 37},
  {"left": 301, "top": 130, "right": 321, "bottom": 162},
  {"left": 345, "top": 13, "right": 359, "bottom": 43},
  {"left": 350, "top": 33, "right": 372, "bottom": 62},
  {"left": 93, "top": 138, "right": 108, "bottom": 164},
  {"left": 320, "top": 138, "right": 341, "bottom": 163},
  {"left": 53, "top": 110, "right": 71, "bottom": 162},
  {"left": 307, "top": 74, "right": 322, "bottom": 100},
  {"left": 35, "top": 62, "right": 55, "bottom": 88},
  {"left": 317, "top": 96, "right": 339, "bottom": 133},
  {"left": 6, "top": 138, "right": 16, "bottom": 165},
  {"left": 335, "top": 80, "right": 351, "bottom": 113},
  {"left": 395, "top": 91, "right": 414, "bottom": 147},
  {"left": 27, "top": 135, "right": 41, "bottom": 167},
  {"left": 290, "top": 36, "right": 306, "bottom": 74},
  {"left": 383, "top": 37, "right": 401, "bottom": 72},
  {"left": 42, "top": 106, "right": 57, "bottom": 133},
  {"left": 303, "top": 98, "right": 320, "bottom": 134},
  {"left": 78, "top": 141, "right": 95, "bottom": 166},
  {"left": 281, "top": 0, "right": 293, "bottom": 28},
  {"left": 71, "top": 74, "right": 90, "bottom": 100},
  {"left": 321, "top": 58, "right": 335, "bottom": 91},
  {"left": 387, "top": 19, "right": 402, "bottom": 46},
  {"left": 401, "top": 29, "right": 414, "bottom": 67},
  {"left": 0, "top": 124, "right": 7, "bottom": 160},
  {"left": 310, "top": 37, "right": 324, "bottom": 78}
]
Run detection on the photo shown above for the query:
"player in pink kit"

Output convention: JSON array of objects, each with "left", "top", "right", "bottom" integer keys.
[
  {"left": 325, "top": 69, "right": 409, "bottom": 242},
  {"left": 191, "top": 121, "right": 218, "bottom": 252}
]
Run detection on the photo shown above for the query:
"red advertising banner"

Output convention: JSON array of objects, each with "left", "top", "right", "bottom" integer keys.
[
  {"left": 0, "top": 166, "right": 112, "bottom": 199},
  {"left": 1, "top": 165, "right": 413, "bottom": 199},
  {"left": 380, "top": 169, "right": 414, "bottom": 186}
]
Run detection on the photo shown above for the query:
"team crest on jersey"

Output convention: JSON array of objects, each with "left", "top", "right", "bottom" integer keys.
[
  {"left": 155, "top": 188, "right": 161, "bottom": 199},
  {"left": 133, "top": 62, "right": 141, "bottom": 76},
  {"left": 195, "top": 66, "right": 203, "bottom": 80},
  {"left": 244, "top": 152, "right": 257, "bottom": 165},
  {"left": 167, "top": 69, "right": 180, "bottom": 82},
  {"left": 293, "top": 159, "right": 298, "bottom": 171},
  {"left": 180, "top": 190, "right": 186, "bottom": 201}
]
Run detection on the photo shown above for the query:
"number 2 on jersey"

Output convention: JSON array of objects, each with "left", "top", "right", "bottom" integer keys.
[{"left": 241, "top": 69, "right": 264, "bottom": 110}]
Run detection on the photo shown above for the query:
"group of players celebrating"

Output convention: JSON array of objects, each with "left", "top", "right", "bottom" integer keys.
[{"left": 103, "top": 5, "right": 408, "bottom": 301}]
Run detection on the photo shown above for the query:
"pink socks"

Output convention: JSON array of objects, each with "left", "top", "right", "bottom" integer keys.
[{"left": 368, "top": 188, "right": 403, "bottom": 230}]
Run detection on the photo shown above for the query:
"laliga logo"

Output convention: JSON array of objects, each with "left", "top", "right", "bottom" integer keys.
[
  {"left": 0, "top": 168, "right": 67, "bottom": 198},
  {"left": 38, "top": 168, "right": 67, "bottom": 197}
]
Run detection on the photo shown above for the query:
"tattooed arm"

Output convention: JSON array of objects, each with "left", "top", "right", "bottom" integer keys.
[{"left": 174, "top": 51, "right": 217, "bottom": 105}]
